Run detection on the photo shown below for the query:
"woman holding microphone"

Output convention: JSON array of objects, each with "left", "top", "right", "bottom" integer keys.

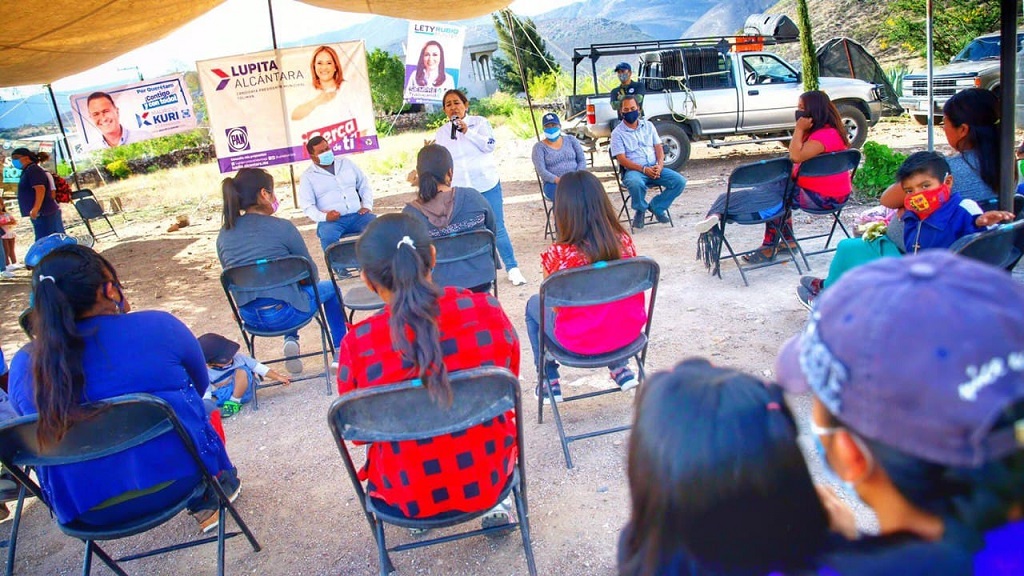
[{"left": 434, "top": 89, "right": 526, "bottom": 286}]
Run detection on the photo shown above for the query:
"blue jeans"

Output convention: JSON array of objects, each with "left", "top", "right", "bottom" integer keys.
[
  {"left": 31, "top": 210, "right": 65, "bottom": 242},
  {"left": 542, "top": 182, "right": 557, "bottom": 201},
  {"left": 621, "top": 168, "right": 686, "bottom": 214},
  {"left": 480, "top": 183, "right": 518, "bottom": 269},
  {"left": 525, "top": 295, "right": 625, "bottom": 381},
  {"left": 316, "top": 212, "right": 376, "bottom": 251},
  {"left": 238, "top": 280, "right": 346, "bottom": 347}
]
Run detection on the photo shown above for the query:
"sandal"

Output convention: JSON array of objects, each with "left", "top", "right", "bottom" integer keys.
[{"left": 742, "top": 247, "right": 777, "bottom": 264}]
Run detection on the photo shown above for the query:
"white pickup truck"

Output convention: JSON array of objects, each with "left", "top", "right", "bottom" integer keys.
[{"left": 570, "top": 38, "right": 883, "bottom": 171}]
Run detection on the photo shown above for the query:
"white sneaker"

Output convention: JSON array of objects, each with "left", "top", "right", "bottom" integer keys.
[
  {"left": 695, "top": 214, "right": 720, "bottom": 234},
  {"left": 283, "top": 339, "right": 303, "bottom": 374},
  {"left": 6, "top": 263, "right": 24, "bottom": 271},
  {"left": 507, "top": 267, "right": 527, "bottom": 286},
  {"left": 0, "top": 270, "right": 14, "bottom": 279},
  {"left": 481, "top": 496, "right": 514, "bottom": 536}
]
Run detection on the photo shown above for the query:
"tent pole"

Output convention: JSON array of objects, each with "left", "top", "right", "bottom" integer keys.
[
  {"left": 925, "top": 0, "right": 934, "bottom": 151},
  {"left": 46, "top": 84, "right": 81, "bottom": 190},
  {"left": 503, "top": 10, "right": 540, "bottom": 141},
  {"left": 999, "top": 0, "right": 1017, "bottom": 211},
  {"left": 267, "top": 0, "right": 299, "bottom": 208}
]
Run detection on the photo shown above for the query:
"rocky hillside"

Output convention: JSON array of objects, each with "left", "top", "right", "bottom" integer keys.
[
  {"left": 682, "top": 0, "right": 779, "bottom": 37},
  {"left": 766, "top": 0, "right": 918, "bottom": 68}
]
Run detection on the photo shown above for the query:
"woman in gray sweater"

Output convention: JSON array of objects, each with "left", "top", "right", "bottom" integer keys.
[
  {"left": 532, "top": 112, "right": 587, "bottom": 201},
  {"left": 403, "top": 144, "right": 496, "bottom": 293},
  {"left": 216, "top": 168, "right": 346, "bottom": 373}
]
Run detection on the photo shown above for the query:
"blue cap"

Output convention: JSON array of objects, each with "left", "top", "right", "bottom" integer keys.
[
  {"left": 541, "top": 113, "right": 560, "bottom": 126},
  {"left": 614, "top": 62, "right": 632, "bottom": 72}
]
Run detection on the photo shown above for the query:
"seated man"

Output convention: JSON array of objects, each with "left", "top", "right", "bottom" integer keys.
[
  {"left": 610, "top": 62, "right": 645, "bottom": 117},
  {"left": 299, "top": 136, "right": 376, "bottom": 251},
  {"left": 777, "top": 251, "right": 1024, "bottom": 574},
  {"left": 610, "top": 96, "right": 686, "bottom": 230}
]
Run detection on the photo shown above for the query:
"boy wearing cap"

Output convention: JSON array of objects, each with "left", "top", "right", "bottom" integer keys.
[
  {"left": 778, "top": 252, "right": 1024, "bottom": 574},
  {"left": 531, "top": 112, "right": 587, "bottom": 201},
  {"left": 198, "top": 333, "right": 290, "bottom": 417},
  {"left": 610, "top": 62, "right": 645, "bottom": 115},
  {"left": 798, "top": 151, "right": 1014, "bottom": 308}
]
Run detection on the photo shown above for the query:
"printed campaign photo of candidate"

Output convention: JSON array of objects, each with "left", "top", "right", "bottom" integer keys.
[
  {"left": 403, "top": 22, "right": 465, "bottom": 104},
  {"left": 69, "top": 75, "right": 196, "bottom": 151}
]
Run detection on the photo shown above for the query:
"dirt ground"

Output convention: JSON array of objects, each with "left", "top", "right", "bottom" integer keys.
[{"left": 1, "top": 117, "right": 934, "bottom": 575}]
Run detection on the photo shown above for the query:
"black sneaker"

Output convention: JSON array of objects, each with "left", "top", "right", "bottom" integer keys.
[
  {"left": 632, "top": 210, "right": 645, "bottom": 230},
  {"left": 652, "top": 209, "right": 671, "bottom": 224},
  {"left": 534, "top": 379, "right": 563, "bottom": 405}
]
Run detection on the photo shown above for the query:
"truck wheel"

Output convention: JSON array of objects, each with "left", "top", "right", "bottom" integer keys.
[
  {"left": 837, "top": 104, "right": 868, "bottom": 148},
  {"left": 654, "top": 123, "right": 691, "bottom": 171}
]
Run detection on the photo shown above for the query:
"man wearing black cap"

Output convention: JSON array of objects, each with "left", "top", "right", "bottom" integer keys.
[
  {"left": 610, "top": 62, "right": 645, "bottom": 115},
  {"left": 10, "top": 148, "right": 64, "bottom": 242}
]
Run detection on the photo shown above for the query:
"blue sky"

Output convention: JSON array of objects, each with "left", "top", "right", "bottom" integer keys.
[{"left": 3, "top": 0, "right": 579, "bottom": 96}]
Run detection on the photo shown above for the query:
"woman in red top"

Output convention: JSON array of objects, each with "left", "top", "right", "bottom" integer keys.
[
  {"left": 525, "top": 170, "right": 647, "bottom": 403},
  {"left": 696, "top": 91, "right": 852, "bottom": 265},
  {"left": 336, "top": 213, "right": 520, "bottom": 523}
]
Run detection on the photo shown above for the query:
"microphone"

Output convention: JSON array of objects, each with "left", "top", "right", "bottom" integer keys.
[{"left": 450, "top": 115, "right": 460, "bottom": 139}]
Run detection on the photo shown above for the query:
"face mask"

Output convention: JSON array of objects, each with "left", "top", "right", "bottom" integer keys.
[
  {"left": 270, "top": 199, "right": 280, "bottom": 214},
  {"left": 110, "top": 282, "right": 126, "bottom": 314},
  {"left": 317, "top": 150, "right": 335, "bottom": 166},
  {"left": 794, "top": 110, "right": 812, "bottom": 122},
  {"left": 904, "top": 182, "right": 951, "bottom": 220},
  {"left": 543, "top": 128, "right": 561, "bottom": 141},
  {"left": 622, "top": 110, "right": 640, "bottom": 124},
  {"left": 11, "top": 159, "right": 22, "bottom": 170},
  {"left": 617, "top": 72, "right": 630, "bottom": 83}
]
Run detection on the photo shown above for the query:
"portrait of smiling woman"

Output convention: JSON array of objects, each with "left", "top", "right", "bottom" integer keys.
[{"left": 407, "top": 40, "right": 454, "bottom": 91}]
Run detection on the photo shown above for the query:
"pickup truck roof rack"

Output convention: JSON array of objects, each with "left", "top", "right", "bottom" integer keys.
[{"left": 572, "top": 35, "right": 798, "bottom": 94}]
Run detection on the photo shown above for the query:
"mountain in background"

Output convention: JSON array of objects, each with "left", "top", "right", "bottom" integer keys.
[{"left": 683, "top": 0, "right": 779, "bottom": 37}]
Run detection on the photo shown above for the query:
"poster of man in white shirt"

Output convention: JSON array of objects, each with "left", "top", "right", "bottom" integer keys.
[{"left": 69, "top": 74, "right": 196, "bottom": 150}]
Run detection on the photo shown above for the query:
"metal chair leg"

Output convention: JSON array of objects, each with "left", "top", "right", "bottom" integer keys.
[
  {"left": 513, "top": 487, "right": 538, "bottom": 576},
  {"left": 545, "top": 378, "right": 574, "bottom": 469},
  {"left": 4, "top": 486, "right": 25, "bottom": 576},
  {"left": 374, "top": 519, "right": 395, "bottom": 576}
]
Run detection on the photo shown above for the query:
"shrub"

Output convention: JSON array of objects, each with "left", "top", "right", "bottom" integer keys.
[
  {"left": 426, "top": 110, "right": 449, "bottom": 130},
  {"left": 105, "top": 159, "right": 131, "bottom": 180},
  {"left": 56, "top": 161, "right": 73, "bottom": 177},
  {"left": 853, "top": 141, "right": 907, "bottom": 199},
  {"left": 374, "top": 117, "right": 396, "bottom": 137},
  {"left": 506, "top": 107, "right": 545, "bottom": 140},
  {"left": 470, "top": 92, "right": 520, "bottom": 118}
]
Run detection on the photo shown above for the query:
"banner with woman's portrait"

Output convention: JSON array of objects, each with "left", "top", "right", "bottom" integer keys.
[
  {"left": 403, "top": 22, "right": 466, "bottom": 104},
  {"left": 69, "top": 74, "right": 197, "bottom": 151},
  {"left": 197, "top": 41, "right": 378, "bottom": 173}
]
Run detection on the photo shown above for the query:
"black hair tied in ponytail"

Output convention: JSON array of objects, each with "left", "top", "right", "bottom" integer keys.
[{"left": 356, "top": 214, "right": 450, "bottom": 405}]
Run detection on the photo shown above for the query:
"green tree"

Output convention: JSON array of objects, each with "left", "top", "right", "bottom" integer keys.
[
  {"left": 796, "top": 0, "right": 819, "bottom": 91},
  {"left": 491, "top": 9, "right": 560, "bottom": 94},
  {"left": 882, "top": 0, "right": 1017, "bottom": 62},
  {"left": 366, "top": 48, "right": 407, "bottom": 116}
]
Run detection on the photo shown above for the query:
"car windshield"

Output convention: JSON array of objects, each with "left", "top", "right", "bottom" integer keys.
[{"left": 952, "top": 34, "right": 1024, "bottom": 62}]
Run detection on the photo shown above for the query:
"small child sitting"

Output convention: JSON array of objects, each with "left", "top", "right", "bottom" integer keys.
[
  {"left": 198, "top": 333, "right": 290, "bottom": 418},
  {"left": 798, "top": 151, "right": 1015, "bottom": 308}
]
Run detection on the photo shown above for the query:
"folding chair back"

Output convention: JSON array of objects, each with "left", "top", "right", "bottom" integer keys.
[
  {"left": 70, "top": 189, "right": 119, "bottom": 243},
  {"left": 535, "top": 172, "right": 555, "bottom": 240},
  {"left": 324, "top": 238, "right": 385, "bottom": 323},
  {"left": 431, "top": 229, "right": 499, "bottom": 297},
  {"left": 951, "top": 219, "right": 1024, "bottom": 270},
  {"left": 327, "top": 367, "right": 536, "bottom": 576},
  {"left": 791, "top": 149, "right": 861, "bottom": 263},
  {"left": 537, "top": 257, "right": 660, "bottom": 468},
  {"left": 220, "top": 255, "right": 334, "bottom": 406},
  {"left": 0, "top": 394, "right": 260, "bottom": 576},
  {"left": 705, "top": 158, "right": 802, "bottom": 286}
]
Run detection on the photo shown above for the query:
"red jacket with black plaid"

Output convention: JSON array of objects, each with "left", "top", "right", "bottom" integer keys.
[{"left": 336, "top": 287, "right": 520, "bottom": 518}]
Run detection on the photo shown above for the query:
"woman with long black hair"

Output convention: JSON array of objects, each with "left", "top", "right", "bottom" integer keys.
[
  {"left": 336, "top": 213, "right": 519, "bottom": 525},
  {"left": 7, "top": 245, "right": 238, "bottom": 533}
]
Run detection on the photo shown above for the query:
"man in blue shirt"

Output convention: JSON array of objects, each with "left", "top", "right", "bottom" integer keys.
[
  {"left": 610, "top": 96, "right": 685, "bottom": 229},
  {"left": 609, "top": 62, "right": 645, "bottom": 115},
  {"left": 299, "top": 136, "right": 376, "bottom": 251}
]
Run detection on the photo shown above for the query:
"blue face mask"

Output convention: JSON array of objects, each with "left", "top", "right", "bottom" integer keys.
[
  {"left": 622, "top": 110, "right": 640, "bottom": 124},
  {"left": 811, "top": 422, "right": 871, "bottom": 508},
  {"left": 11, "top": 158, "right": 23, "bottom": 170},
  {"left": 543, "top": 127, "right": 561, "bottom": 141},
  {"left": 617, "top": 72, "right": 630, "bottom": 83},
  {"left": 317, "top": 150, "right": 335, "bottom": 166}
]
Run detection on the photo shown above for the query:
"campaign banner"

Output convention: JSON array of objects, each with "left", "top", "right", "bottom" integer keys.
[
  {"left": 197, "top": 42, "right": 378, "bottom": 173},
  {"left": 69, "top": 74, "right": 197, "bottom": 151},
  {"left": 403, "top": 22, "right": 465, "bottom": 104}
]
